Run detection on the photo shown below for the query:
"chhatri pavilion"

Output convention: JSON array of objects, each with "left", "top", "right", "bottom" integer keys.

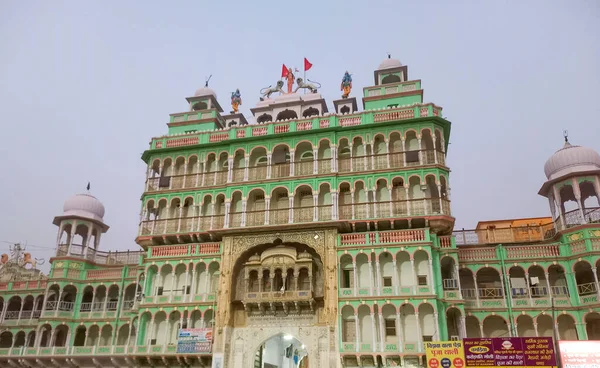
[{"left": 0, "top": 56, "right": 599, "bottom": 368}]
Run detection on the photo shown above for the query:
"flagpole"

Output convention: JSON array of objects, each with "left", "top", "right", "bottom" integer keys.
[{"left": 303, "top": 67, "right": 306, "bottom": 95}]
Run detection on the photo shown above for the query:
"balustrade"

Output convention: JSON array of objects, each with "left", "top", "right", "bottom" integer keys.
[
  {"left": 144, "top": 149, "right": 447, "bottom": 192},
  {"left": 140, "top": 198, "right": 448, "bottom": 236}
]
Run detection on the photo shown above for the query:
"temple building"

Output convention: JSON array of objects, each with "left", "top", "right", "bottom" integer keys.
[{"left": 0, "top": 57, "right": 599, "bottom": 368}]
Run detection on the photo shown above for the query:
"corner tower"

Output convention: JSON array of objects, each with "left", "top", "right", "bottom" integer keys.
[
  {"left": 53, "top": 189, "right": 109, "bottom": 257},
  {"left": 539, "top": 135, "right": 600, "bottom": 231}
]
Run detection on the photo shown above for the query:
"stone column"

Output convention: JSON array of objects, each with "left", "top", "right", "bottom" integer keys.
[
  {"left": 313, "top": 193, "right": 319, "bottom": 222},
  {"left": 369, "top": 141, "right": 375, "bottom": 170},
  {"left": 354, "top": 313, "right": 360, "bottom": 352},
  {"left": 396, "top": 312, "right": 403, "bottom": 352},
  {"left": 375, "top": 259, "right": 382, "bottom": 296},
  {"left": 289, "top": 150, "right": 295, "bottom": 176},
  {"left": 378, "top": 312, "right": 385, "bottom": 352},
  {"left": 188, "top": 268, "right": 196, "bottom": 302},
  {"left": 243, "top": 155, "right": 249, "bottom": 181},
  {"left": 552, "top": 185, "right": 566, "bottom": 230},
  {"left": 460, "top": 315, "right": 467, "bottom": 339},
  {"left": 545, "top": 272, "right": 553, "bottom": 298},
  {"left": 388, "top": 185, "right": 394, "bottom": 218},
  {"left": 332, "top": 144, "right": 338, "bottom": 173},
  {"left": 288, "top": 196, "right": 294, "bottom": 224},
  {"left": 428, "top": 259, "right": 435, "bottom": 294},
  {"left": 415, "top": 312, "right": 422, "bottom": 351},
  {"left": 241, "top": 198, "right": 247, "bottom": 227},
  {"left": 331, "top": 191, "right": 338, "bottom": 220},
  {"left": 352, "top": 261, "right": 358, "bottom": 296},
  {"left": 264, "top": 196, "right": 270, "bottom": 225},
  {"left": 572, "top": 178, "right": 586, "bottom": 224},
  {"left": 392, "top": 260, "right": 399, "bottom": 295},
  {"left": 227, "top": 157, "right": 233, "bottom": 183},
  {"left": 370, "top": 313, "right": 377, "bottom": 352},
  {"left": 349, "top": 144, "right": 354, "bottom": 171},
  {"left": 474, "top": 275, "right": 481, "bottom": 308},
  {"left": 177, "top": 206, "right": 184, "bottom": 233},
  {"left": 350, "top": 189, "right": 356, "bottom": 219},
  {"left": 66, "top": 226, "right": 75, "bottom": 256},
  {"left": 209, "top": 203, "right": 215, "bottom": 230},
  {"left": 410, "top": 258, "right": 417, "bottom": 294},
  {"left": 437, "top": 183, "right": 444, "bottom": 214},
  {"left": 525, "top": 273, "right": 533, "bottom": 307},
  {"left": 433, "top": 312, "right": 440, "bottom": 341},
  {"left": 401, "top": 138, "right": 407, "bottom": 167},
  {"left": 224, "top": 200, "right": 231, "bottom": 229},
  {"left": 266, "top": 152, "right": 273, "bottom": 179},
  {"left": 548, "top": 193, "right": 557, "bottom": 221},
  {"left": 455, "top": 264, "right": 463, "bottom": 298},
  {"left": 313, "top": 147, "right": 318, "bottom": 174},
  {"left": 368, "top": 257, "right": 375, "bottom": 295},
  {"left": 169, "top": 271, "right": 176, "bottom": 302},
  {"left": 195, "top": 161, "right": 201, "bottom": 187},
  {"left": 405, "top": 186, "right": 411, "bottom": 216},
  {"left": 417, "top": 136, "right": 423, "bottom": 165},
  {"left": 533, "top": 322, "right": 539, "bottom": 337},
  {"left": 385, "top": 139, "right": 391, "bottom": 169}
]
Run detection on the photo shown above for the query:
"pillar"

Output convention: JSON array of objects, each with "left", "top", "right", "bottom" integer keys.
[
  {"left": 354, "top": 313, "right": 360, "bottom": 352},
  {"left": 396, "top": 312, "right": 403, "bottom": 352},
  {"left": 370, "top": 313, "right": 377, "bottom": 352},
  {"left": 410, "top": 259, "right": 417, "bottom": 294},
  {"left": 264, "top": 197, "right": 270, "bottom": 225},
  {"left": 353, "top": 261, "right": 358, "bottom": 297},
  {"left": 455, "top": 264, "right": 463, "bottom": 299},
  {"left": 415, "top": 312, "right": 422, "bottom": 351},
  {"left": 241, "top": 198, "right": 247, "bottom": 227},
  {"left": 313, "top": 147, "right": 318, "bottom": 174},
  {"left": 223, "top": 201, "right": 231, "bottom": 228},
  {"left": 474, "top": 275, "right": 481, "bottom": 308},
  {"left": 368, "top": 257, "right": 375, "bottom": 295},
  {"left": 313, "top": 193, "right": 319, "bottom": 222},
  {"left": 289, "top": 150, "right": 295, "bottom": 176},
  {"left": 243, "top": 155, "right": 249, "bottom": 181},
  {"left": 592, "top": 268, "right": 600, "bottom": 302},
  {"left": 266, "top": 152, "right": 273, "bottom": 179},
  {"left": 392, "top": 260, "right": 399, "bottom": 295},
  {"left": 401, "top": 138, "right": 407, "bottom": 167},
  {"left": 331, "top": 191, "right": 339, "bottom": 220},
  {"left": 169, "top": 271, "right": 176, "bottom": 302},
  {"left": 288, "top": 196, "right": 294, "bottom": 224},
  {"left": 378, "top": 312, "right": 385, "bottom": 352},
  {"left": 552, "top": 185, "right": 566, "bottom": 230},
  {"left": 331, "top": 144, "right": 338, "bottom": 173},
  {"left": 428, "top": 259, "right": 435, "bottom": 294},
  {"left": 227, "top": 157, "right": 233, "bottom": 183}
]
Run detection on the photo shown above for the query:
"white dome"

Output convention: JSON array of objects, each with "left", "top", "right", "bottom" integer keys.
[
  {"left": 543, "top": 141, "right": 600, "bottom": 180},
  {"left": 194, "top": 87, "right": 217, "bottom": 98},
  {"left": 63, "top": 193, "right": 106, "bottom": 222},
  {"left": 378, "top": 57, "right": 403, "bottom": 70}
]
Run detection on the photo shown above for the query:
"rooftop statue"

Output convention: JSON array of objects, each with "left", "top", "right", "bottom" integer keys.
[
  {"left": 341, "top": 71, "right": 352, "bottom": 98},
  {"left": 0, "top": 244, "right": 45, "bottom": 281},
  {"left": 294, "top": 78, "right": 321, "bottom": 94},
  {"left": 285, "top": 67, "right": 295, "bottom": 94},
  {"left": 231, "top": 89, "right": 242, "bottom": 113},
  {"left": 260, "top": 81, "right": 285, "bottom": 101}
]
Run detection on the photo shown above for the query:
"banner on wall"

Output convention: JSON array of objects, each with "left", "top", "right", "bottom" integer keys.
[
  {"left": 425, "top": 341, "right": 466, "bottom": 368},
  {"left": 558, "top": 340, "right": 600, "bottom": 368},
  {"left": 463, "top": 337, "right": 557, "bottom": 368},
  {"left": 176, "top": 328, "right": 213, "bottom": 353}
]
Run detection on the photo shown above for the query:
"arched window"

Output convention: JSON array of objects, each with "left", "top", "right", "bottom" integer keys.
[
  {"left": 276, "top": 109, "right": 298, "bottom": 121},
  {"left": 302, "top": 107, "right": 319, "bottom": 117}
]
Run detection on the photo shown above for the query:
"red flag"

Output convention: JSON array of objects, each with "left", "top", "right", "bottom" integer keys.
[
  {"left": 281, "top": 64, "right": 289, "bottom": 78},
  {"left": 304, "top": 58, "right": 313, "bottom": 71}
]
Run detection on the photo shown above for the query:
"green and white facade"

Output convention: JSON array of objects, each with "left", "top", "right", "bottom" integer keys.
[{"left": 1, "top": 57, "right": 599, "bottom": 368}]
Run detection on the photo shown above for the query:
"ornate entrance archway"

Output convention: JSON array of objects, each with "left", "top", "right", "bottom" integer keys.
[
  {"left": 212, "top": 230, "right": 340, "bottom": 368},
  {"left": 253, "top": 334, "right": 308, "bottom": 368}
]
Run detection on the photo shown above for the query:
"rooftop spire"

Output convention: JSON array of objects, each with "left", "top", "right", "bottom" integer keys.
[
  {"left": 205, "top": 74, "right": 212, "bottom": 87},
  {"left": 563, "top": 130, "right": 571, "bottom": 148},
  {"left": 86, "top": 182, "right": 91, "bottom": 191}
]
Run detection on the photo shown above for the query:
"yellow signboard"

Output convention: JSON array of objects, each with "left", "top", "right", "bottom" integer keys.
[{"left": 425, "top": 341, "right": 466, "bottom": 368}]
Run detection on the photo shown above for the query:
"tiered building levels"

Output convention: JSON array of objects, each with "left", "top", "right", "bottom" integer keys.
[{"left": 0, "top": 57, "right": 599, "bottom": 368}]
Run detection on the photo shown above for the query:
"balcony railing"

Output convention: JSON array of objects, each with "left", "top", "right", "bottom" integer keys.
[
  {"left": 453, "top": 207, "right": 600, "bottom": 246},
  {"left": 0, "top": 343, "right": 213, "bottom": 358},
  {"left": 56, "top": 244, "right": 143, "bottom": 265},
  {"left": 145, "top": 149, "right": 447, "bottom": 192},
  {"left": 139, "top": 199, "right": 450, "bottom": 236}
]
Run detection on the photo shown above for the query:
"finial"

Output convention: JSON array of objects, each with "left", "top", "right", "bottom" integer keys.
[
  {"left": 563, "top": 129, "right": 569, "bottom": 143},
  {"left": 205, "top": 74, "right": 212, "bottom": 87},
  {"left": 387, "top": 53, "right": 391, "bottom": 59},
  {"left": 86, "top": 182, "right": 91, "bottom": 191}
]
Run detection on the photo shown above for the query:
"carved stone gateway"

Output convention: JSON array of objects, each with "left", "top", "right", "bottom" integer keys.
[{"left": 212, "top": 229, "right": 340, "bottom": 367}]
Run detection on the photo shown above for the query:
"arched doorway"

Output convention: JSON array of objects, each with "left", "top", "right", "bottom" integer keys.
[{"left": 253, "top": 334, "right": 308, "bottom": 368}]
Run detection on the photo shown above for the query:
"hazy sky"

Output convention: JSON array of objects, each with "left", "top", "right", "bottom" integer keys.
[{"left": 1, "top": 1, "right": 598, "bottom": 272}]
